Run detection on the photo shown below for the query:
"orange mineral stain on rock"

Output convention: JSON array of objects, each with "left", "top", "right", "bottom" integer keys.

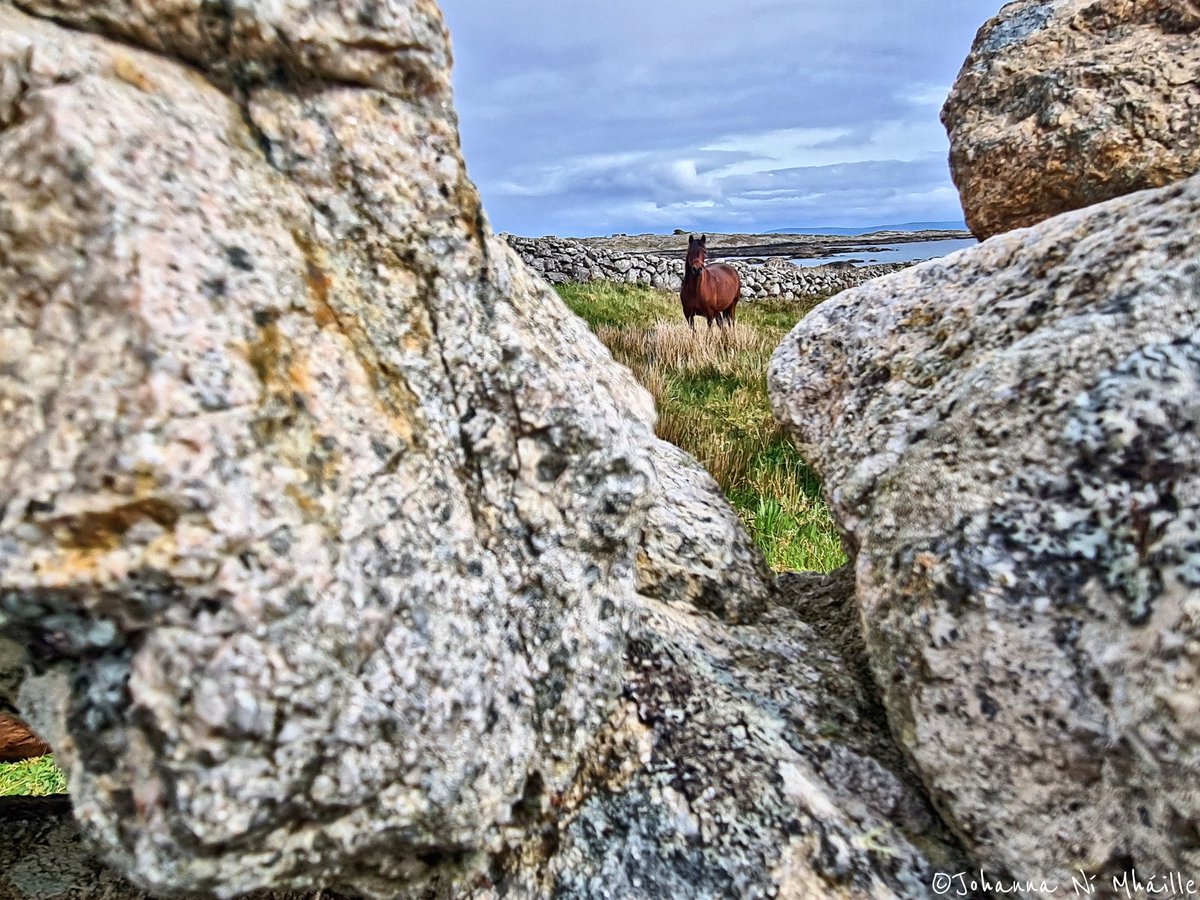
[
  {"left": 112, "top": 53, "right": 154, "bottom": 92},
  {"left": 287, "top": 357, "right": 314, "bottom": 396},
  {"left": 48, "top": 498, "right": 180, "bottom": 552},
  {"left": 305, "top": 262, "right": 337, "bottom": 329}
]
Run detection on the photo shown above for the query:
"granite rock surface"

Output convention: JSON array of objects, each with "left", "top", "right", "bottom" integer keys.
[
  {"left": 2, "top": 581, "right": 976, "bottom": 900},
  {"left": 943, "top": 0, "right": 1200, "bottom": 238},
  {"left": 1, "top": 2, "right": 655, "bottom": 894},
  {"left": 771, "top": 174, "right": 1200, "bottom": 886},
  {"left": 0, "top": 2, "right": 912, "bottom": 897}
]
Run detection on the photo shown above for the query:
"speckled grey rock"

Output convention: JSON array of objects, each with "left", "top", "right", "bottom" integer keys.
[
  {"left": 468, "top": 572, "right": 972, "bottom": 900},
  {"left": 3, "top": 577, "right": 976, "bottom": 900},
  {"left": 0, "top": 2, "right": 844, "bottom": 897},
  {"left": 0, "top": 3, "right": 658, "bottom": 896},
  {"left": 770, "top": 173, "right": 1200, "bottom": 887},
  {"left": 637, "top": 440, "right": 770, "bottom": 625},
  {"left": 943, "top": 0, "right": 1200, "bottom": 238}
]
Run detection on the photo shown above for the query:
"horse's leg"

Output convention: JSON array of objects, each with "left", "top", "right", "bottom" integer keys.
[{"left": 687, "top": 312, "right": 696, "bottom": 331}]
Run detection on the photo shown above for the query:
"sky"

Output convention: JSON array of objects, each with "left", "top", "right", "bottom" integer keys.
[{"left": 437, "top": 1, "right": 1001, "bottom": 237}]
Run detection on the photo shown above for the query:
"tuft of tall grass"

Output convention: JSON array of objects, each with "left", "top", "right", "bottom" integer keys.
[
  {"left": 556, "top": 280, "right": 675, "bottom": 329},
  {"left": 0, "top": 755, "right": 67, "bottom": 797},
  {"left": 559, "top": 281, "right": 846, "bottom": 572}
]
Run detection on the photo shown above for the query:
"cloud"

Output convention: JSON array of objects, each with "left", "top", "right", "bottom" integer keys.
[{"left": 440, "top": 0, "right": 999, "bottom": 235}]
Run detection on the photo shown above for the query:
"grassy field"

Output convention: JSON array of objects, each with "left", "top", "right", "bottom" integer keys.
[{"left": 557, "top": 281, "right": 845, "bottom": 572}]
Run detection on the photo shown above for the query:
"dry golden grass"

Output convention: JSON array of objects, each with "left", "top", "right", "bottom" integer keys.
[
  {"left": 596, "top": 320, "right": 780, "bottom": 371},
  {"left": 560, "top": 281, "right": 846, "bottom": 572}
]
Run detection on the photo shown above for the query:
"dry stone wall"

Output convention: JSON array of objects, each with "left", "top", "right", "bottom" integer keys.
[{"left": 504, "top": 234, "right": 909, "bottom": 300}]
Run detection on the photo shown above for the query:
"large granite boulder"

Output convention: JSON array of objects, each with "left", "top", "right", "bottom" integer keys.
[
  {"left": 2, "top": 577, "right": 974, "bottom": 900},
  {"left": 0, "top": 1, "right": 873, "bottom": 897},
  {"left": 770, "top": 173, "right": 1200, "bottom": 887},
  {"left": 943, "top": 0, "right": 1200, "bottom": 238},
  {"left": 0, "top": 2, "right": 634, "bottom": 895}
]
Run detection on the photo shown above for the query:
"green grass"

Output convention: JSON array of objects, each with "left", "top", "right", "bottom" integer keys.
[
  {"left": 0, "top": 755, "right": 68, "bottom": 797},
  {"left": 559, "top": 281, "right": 846, "bottom": 572},
  {"left": 557, "top": 280, "right": 674, "bottom": 329}
]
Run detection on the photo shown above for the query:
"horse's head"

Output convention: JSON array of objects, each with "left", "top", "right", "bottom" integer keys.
[{"left": 686, "top": 234, "right": 707, "bottom": 275}]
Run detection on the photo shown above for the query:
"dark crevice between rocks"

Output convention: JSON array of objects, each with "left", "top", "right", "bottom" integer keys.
[
  {"left": 770, "top": 565, "right": 982, "bottom": 881},
  {"left": 0, "top": 46, "right": 34, "bottom": 134},
  {"left": 1, "top": 569, "right": 245, "bottom": 814},
  {"left": 2, "top": 579, "right": 168, "bottom": 783},
  {"left": 510, "top": 769, "right": 547, "bottom": 828},
  {"left": 0, "top": 794, "right": 362, "bottom": 900},
  {"left": 771, "top": 566, "right": 872, "bottom": 689},
  {"left": 238, "top": 99, "right": 277, "bottom": 168}
]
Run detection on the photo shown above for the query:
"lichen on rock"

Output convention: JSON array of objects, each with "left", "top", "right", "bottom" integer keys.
[
  {"left": 770, "top": 173, "right": 1200, "bottom": 887},
  {"left": 943, "top": 0, "right": 1200, "bottom": 238}
]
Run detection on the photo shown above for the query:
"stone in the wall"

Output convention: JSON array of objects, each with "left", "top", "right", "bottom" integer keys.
[
  {"left": 770, "top": 173, "right": 1200, "bottom": 886},
  {"left": 943, "top": 0, "right": 1200, "bottom": 238}
]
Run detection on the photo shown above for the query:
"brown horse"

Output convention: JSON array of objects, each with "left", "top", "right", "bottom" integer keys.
[{"left": 680, "top": 234, "right": 741, "bottom": 330}]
